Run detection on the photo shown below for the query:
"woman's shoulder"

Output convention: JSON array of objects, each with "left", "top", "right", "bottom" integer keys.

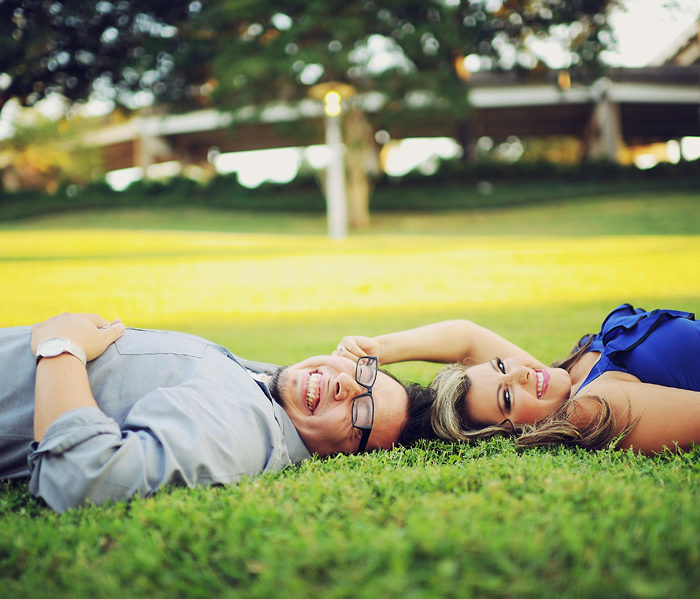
[
  {"left": 577, "top": 370, "right": 642, "bottom": 398},
  {"left": 576, "top": 377, "right": 700, "bottom": 454}
]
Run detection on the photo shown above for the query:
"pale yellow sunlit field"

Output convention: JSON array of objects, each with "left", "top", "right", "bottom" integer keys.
[
  {"left": 2, "top": 229, "right": 698, "bottom": 320},
  {"left": 1, "top": 230, "right": 698, "bottom": 319}
]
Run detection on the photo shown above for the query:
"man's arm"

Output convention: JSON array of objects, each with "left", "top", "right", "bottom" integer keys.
[
  {"left": 28, "top": 330, "right": 287, "bottom": 512},
  {"left": 34, "top": 355, "right": 97, "bottom": 440},
  {"left": 29, "top": 384, "right": 283, "bottom": 512},
  {"left": 31, "top": 313, "right": 125, "bottom": 440}
]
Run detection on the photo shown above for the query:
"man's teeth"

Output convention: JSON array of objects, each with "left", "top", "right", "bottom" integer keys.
[
  {"left": 535, "top": 370, "right": 544, "bottom": 399},
  {"left": 306, "top": 372, "right": 321, "bottom": 411}
]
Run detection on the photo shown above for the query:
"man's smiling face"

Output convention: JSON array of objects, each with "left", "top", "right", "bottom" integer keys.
[{"left": 270, "top": 355, "right": 408, "bottom": 456}]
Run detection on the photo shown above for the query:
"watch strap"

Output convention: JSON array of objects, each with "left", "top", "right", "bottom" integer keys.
[{"left": 36, "top": 337, "right": 88, "bottom": 366}]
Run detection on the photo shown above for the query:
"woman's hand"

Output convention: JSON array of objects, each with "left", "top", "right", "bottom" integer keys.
[
  {"left": 332, "top": 335, "right": 384, "bottom": 364},
  {"left": 332, "top": 320, "right": 543, "bottom": 367},
  {"left": 31, "top": 312, "right": 126, "bottom": 363}
]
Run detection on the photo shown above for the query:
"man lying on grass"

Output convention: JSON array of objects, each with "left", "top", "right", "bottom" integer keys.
[{"left": 0, "top": 313, "right": 432, "bottom": 512}]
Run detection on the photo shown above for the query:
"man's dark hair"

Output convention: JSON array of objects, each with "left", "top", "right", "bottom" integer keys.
[{"left": 397, "top": 383, "right": 438, "bottom": 446}]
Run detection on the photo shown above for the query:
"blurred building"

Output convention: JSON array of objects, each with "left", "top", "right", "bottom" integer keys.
[{"left": 85, "top": 23, "right": 700, "bottom": 185}]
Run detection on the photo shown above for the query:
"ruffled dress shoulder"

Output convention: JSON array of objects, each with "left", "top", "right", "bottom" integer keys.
[{"left": 576, "top": 304, "right": 699, "bottom": 393}]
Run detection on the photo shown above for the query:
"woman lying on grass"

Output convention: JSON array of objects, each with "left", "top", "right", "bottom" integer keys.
[{"left": 333, "top": 305, "right": 700, "bottom": 455}]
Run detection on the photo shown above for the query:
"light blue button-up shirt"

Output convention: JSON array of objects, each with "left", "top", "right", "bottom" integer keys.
[{"left": 0, "top": 326, "right": 310, "bottom": 512}]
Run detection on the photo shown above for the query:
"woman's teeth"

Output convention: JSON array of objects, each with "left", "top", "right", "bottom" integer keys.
[
  {"left": 535, "top": 370, "right": 544, "bottom": 399},
  {"left": 306, "top": 372, "right": 321, "bottom": 412}
]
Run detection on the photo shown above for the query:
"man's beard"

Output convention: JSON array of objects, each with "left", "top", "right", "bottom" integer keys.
[{"left": 268, "top": 366, "right": 286, "bottom": 407}]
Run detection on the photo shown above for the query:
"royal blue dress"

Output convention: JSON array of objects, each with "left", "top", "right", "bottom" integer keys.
[{"left": 575, "top": 304, "right": 700, "bottom": 393}]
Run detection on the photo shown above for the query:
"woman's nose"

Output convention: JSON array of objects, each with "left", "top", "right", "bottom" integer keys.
[{"left": 506, "top": 365, "right": 530, "bottom": 386}]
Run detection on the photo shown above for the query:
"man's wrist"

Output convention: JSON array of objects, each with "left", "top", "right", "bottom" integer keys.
[{"left": 35, "top": 337, "right": 87, "bottom": 366}]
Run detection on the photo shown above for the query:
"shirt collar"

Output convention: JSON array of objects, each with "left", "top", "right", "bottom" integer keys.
[
  {"left": 245, "top": 367, "right": 311, "bottom": 463},
  {"left": 272, "top": 403, "right": 311, "bottom": 463}
]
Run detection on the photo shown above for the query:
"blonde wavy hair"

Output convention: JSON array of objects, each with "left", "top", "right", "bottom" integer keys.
[{"left": 430, "top": 337, "right": 635, "bottom": 450}]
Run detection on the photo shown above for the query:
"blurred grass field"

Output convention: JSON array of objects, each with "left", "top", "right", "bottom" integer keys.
[
  {"left": 0, "top": 189, "right": 699, "bottom": 598},
  {"left": 1, "top": 191, "right": 699, "bottom": 380}
]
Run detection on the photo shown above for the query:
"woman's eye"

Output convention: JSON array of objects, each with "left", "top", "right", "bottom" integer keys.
[
  {"left": 496, "top": 357, "right": 506, "bottom": 374},
  {"left": 503, "top": 388, "right": 512, "bottom": 411}
]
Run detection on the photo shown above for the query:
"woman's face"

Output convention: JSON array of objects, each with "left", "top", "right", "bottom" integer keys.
[{"left": 463, "top": 357, "right": 571, "bottom": 427}]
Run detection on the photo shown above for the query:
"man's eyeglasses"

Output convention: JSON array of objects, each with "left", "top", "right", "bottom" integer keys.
[{"left": 353, "top": 356, "right": 377, "bottom": 453}]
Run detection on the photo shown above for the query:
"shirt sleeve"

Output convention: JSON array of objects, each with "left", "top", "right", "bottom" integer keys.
[{"left": 28, "top": 381, "right": 285, "bottom": 512}]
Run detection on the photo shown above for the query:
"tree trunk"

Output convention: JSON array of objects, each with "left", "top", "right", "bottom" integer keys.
[
  {"left": 343, "top": 107, "right": 380, "bottom": 229},
  {"left": 455, "top": 117, "right": 476, "bottom": 164}
]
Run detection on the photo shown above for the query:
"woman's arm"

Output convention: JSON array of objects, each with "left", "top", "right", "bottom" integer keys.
[
  {"left": 334, "top": 319, "right": 541, "bottom": 366},
  {"left": 577, "top": 379, "right": 700, "bottom": 454}
]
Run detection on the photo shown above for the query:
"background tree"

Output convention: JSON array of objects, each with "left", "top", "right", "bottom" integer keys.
[
  {"left": 0, "top": 0, "right": 213, "bottom": 191},
  {"left": 198, "top": 0, "right": 615, "bottom": 226},
  {"left": 0, "top": 0, "right": 209, "bottom": 114},
  {"left": 1, "top": 0, "right": 615, "bottom": 222},
  {"left": 0, "top": 108, "right": 101, "bottom": 192}
]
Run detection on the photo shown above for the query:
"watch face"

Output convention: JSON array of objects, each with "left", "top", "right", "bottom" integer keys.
[
  {"left": 39, "top": 338, "right": 68, "bottom": 357},
  {"left": 36, "top": 337, "right": 87, "bottom": 366}
]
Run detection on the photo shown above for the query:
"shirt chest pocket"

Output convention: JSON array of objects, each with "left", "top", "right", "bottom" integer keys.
[{"left": 115, "top": 329, "right": 209, "bottom": 358}]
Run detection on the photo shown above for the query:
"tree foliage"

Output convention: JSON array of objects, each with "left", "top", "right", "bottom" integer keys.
[
  {"left": 194, "top": 0, "right": 614, "bottom": 226},
  {"left": 0, "top": 0, "right": 615, "bottom": 212},
  {"left": 0, "top": 111, "right": 101, "bottom": 191},
  {"left": 201, "top": 0, "right": 615, "bottom": 129},
  {"left": 0, "top": 0, "right": 207, "bottom": 112},
  {"left": 1, "top": 0, "right": 615, "bottom": 117}
]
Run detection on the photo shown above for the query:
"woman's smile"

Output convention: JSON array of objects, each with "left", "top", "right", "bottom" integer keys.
[
  {"left": 463, "top": 358, "right": 571, "bottom": 426},
  {"left": 534, "top": 368, "right": 550, "bottom": 399}
]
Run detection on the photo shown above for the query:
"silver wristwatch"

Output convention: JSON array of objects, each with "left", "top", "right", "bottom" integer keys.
[{"left": 35, "top": 337, "right": 87, "bottom": 366}]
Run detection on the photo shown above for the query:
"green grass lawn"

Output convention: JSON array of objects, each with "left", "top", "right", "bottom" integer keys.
[
  {"left": 3, "top": 189, "right": 698, "bottom": 236},
  {"left": 0, "top": 191, "right": 698, "bottom": 598}
]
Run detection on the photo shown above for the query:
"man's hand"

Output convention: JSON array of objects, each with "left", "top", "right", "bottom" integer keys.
[{"left": 31, "top": 312, "right": 126, "bottom": 363}]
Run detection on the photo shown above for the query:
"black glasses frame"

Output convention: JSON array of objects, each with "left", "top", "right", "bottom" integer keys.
[{"left": 353, "top": 356, "right": 378, "bottom": 453}]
